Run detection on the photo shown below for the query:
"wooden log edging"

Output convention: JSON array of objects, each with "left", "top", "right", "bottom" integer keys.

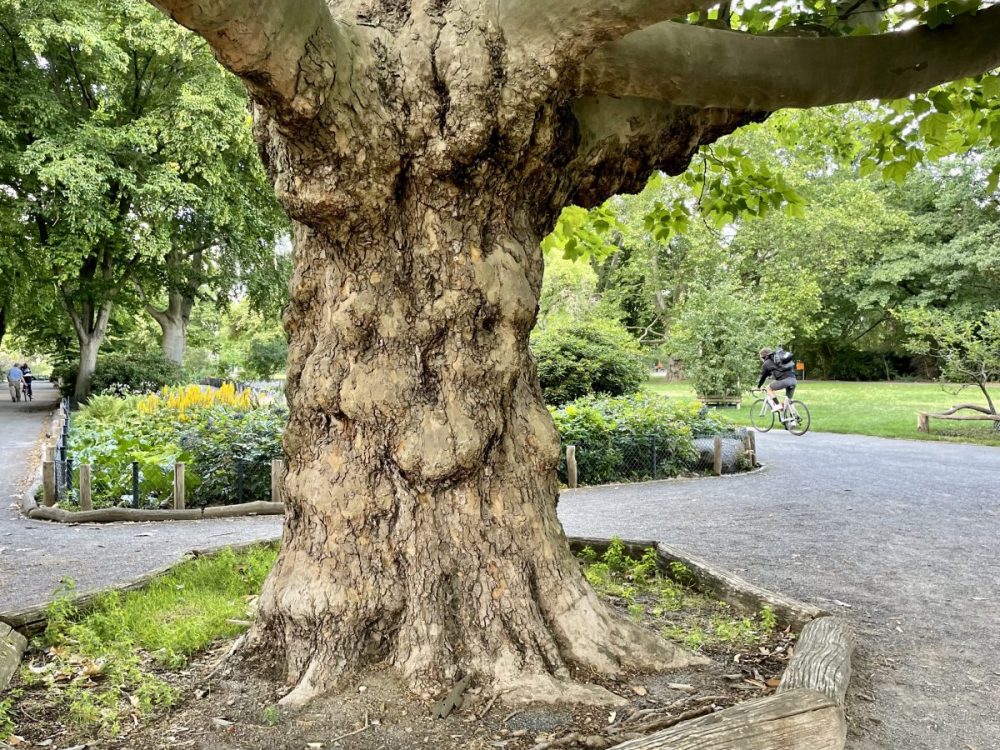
[
  {"left": 608, "top": 689, "right": 845, "bottom": 750},
  {"left": 25, "top": 501, "right": 285, "bottom": 524},
  {"left": 1, "top": 621, "right": 28, "bottom": 691},
  {"left": 567, "top": 537, "right": 827, "bottom": 631},
  {"left": 777, "top": 616, "right": 854, "bottom": 706}
]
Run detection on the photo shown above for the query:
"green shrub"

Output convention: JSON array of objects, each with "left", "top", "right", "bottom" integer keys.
[
  {"left": 181, "top": 406, "right": 285, "bottom": 506},
  {"left": 245, "top": 334, "right": 288, "bottom": 380},
  {"left": 550, "top": 392, "right": 735, "bottom": 485},
  {"left": 58, "top": 351, "right": 186, "bottom": 397},
  {"left": 532, "top": 319, "right": 647, "bottom": 405}
]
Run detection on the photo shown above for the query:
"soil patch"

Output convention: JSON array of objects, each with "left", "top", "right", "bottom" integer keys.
[{"left": 5, "top": 546, "right": 796, "bottom": 750}]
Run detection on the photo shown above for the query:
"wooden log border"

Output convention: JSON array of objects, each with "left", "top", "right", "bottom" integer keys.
[
  {"left": 24, "top": 501, "right": 285, "bottom": 524},
  {"left": 568, "top": 537, "right": 827, "bottom": 631},
  {"left": 1, "top": 535, "right": 854, "bottom": 750}
]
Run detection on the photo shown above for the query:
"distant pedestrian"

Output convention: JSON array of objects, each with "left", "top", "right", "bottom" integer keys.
[{"left": 7, "top": 364, "right": 25, "bottom": 403}]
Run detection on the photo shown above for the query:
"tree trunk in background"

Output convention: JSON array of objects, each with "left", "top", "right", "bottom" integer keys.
[
  {"left": 74, "top": 334, "right": 102, "bottom": 403},
  {"left": 0, "top": 305, "right": 6, "bottom": 351},
  {"left": 149, "top": 290, "right": 193, "bottom": 364}
]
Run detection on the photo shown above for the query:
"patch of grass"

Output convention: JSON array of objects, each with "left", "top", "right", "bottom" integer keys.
[
  {"left": 16, "top": 543, "right": 278, "bottom": 738},
  {"left": 644, "top": 378, "right": 1000, "bottom": 445},
  {"left": 581, "top": 539, "right": 780, "bottom": 652}
]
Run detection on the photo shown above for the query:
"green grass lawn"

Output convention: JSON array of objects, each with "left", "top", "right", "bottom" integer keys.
[{"left": 644, "top": 378, "right": 1000, "bottom": 445}]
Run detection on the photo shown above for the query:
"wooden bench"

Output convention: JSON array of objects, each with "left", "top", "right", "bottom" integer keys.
[{"left": 917, "top": 403, "right": 1000, "bottom": 433}]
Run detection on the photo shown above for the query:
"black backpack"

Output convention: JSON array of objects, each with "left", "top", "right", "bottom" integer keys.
[{"left": 774, "top": 348, "right": 796, "bottom": 377}]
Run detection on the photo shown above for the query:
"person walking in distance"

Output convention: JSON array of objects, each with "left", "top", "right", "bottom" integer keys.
[{"left": 7, "top": 363, "right": 25, "bottom": 403}]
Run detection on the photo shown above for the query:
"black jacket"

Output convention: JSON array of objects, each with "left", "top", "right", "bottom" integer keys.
[{"left": 757, "top": 356, "right": 794, "bottom": 388}]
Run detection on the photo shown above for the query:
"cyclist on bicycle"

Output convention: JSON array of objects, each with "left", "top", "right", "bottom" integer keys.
[{"left": 755, "top": 347, "right": 796, "bottom": 409}]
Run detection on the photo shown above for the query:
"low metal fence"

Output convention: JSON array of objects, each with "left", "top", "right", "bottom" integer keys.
[{"left": 560, "top": 429, "right": 756, "bottom": 488}]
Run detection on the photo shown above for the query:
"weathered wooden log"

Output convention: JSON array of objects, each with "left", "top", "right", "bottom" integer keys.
[
  {"left": 27, "top": 506, "right": 203, "bottom": 523},
  {"left": 566, "top": 445, "right": 578, "bottom": 489},
  {"left": 174, "top": 462, "right": 186, "bottom": 510},
  {"left": 917, "top": 412, "right": 929, "bottom": 432},
  {"left": 79, "top": 464, "right": 93, "bottom": 512},
  {"left": 778, "top": 616, "right": 854, "bottom": 706},
  {"left": 608, "top": 689, "right": 845, "bottom": 750},
  {"left": 654, "top": 542, "right": 826, "bottom": 631},
  {"left": 271, "top": 458, "right": 285, "bottom": 503},
  {"left": 0, "top": 621, "right": 28, "bottom": 690},
  {"left": 567, "top": 537, "right": 825, "bottom": 631},
  {"left": 201, "top": 501, "right": 285, "bottom": 519},
  {"left": 42, "top": 460, "right": 56, "bottom": 507}
]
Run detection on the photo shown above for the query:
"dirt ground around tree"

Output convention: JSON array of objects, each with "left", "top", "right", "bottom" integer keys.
[{"left": 9, "top": 594, "right": 795, "bottom": 750}]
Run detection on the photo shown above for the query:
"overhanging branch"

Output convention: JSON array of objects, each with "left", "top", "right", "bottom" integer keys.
[
  {"left": 500, "top": 0, "right": 721, "bottom": 61},
  {"left": 580, "top": 7, "right": 1000, "bottom": 110},
  {"left": 146, "top": 0, "right": 346, "bottom": 117}
]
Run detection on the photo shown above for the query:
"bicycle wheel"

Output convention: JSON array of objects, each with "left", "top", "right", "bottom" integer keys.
[
  {"left": 786, "top": 400, "right": 811, "bottom": 436},
  {"left": 749, "top": 398, "right": 775, "bottom": 432}
]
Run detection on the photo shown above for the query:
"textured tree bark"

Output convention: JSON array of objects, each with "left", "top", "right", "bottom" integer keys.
[
  {"left": 138, "top": 0, "right": 824, "bottom": 708},
  {"left": 75, "top": 334, "right": 102, "bottom": 403},
  {"left": 247, "top": 194, "right": 701, "bottom": 706}
]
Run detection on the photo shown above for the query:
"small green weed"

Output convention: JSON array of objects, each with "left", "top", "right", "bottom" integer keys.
[
  {"left": 760, "top": 606, "right": 778, "bottom": 631},
  {"left": 581, "top": 538, "right": 785, "bottom": 653},
  {"left": 0, "top": 694, "right": 16, "bottom": 740},
  {"left": 261, "top": 704, "right": 281, "bottom": 726}
]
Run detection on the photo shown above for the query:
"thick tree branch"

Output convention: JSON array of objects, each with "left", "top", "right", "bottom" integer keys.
[
  {"left": 146, "top": 0, "right": 346, "bottom": 117},
  {"left": 581, "top": 7, "right": 1000, "bottom": 110},
  {"left": 501, "top": 0, "right": 719, "bottom": 61}
]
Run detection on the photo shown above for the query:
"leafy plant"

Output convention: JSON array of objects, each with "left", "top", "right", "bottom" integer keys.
[
  {"left": 669, "top": 282, "right": 788, "bottom": 399},
  {"left": 550, "top": 392, "right": 735, "bottom": 485},
  {"left": 532, "top": 319, "right": 647, "bottom": 406}
]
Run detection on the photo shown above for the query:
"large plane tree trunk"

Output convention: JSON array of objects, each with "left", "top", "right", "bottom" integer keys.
[
  {"left": 249, "top": 188, "right": 700, "bottom": 706},
  {"left": 156, "top": 1, "right": 749, "bottom": 708},
  {"left": 144, "top": 0, "right": 1000, "bottom": 709}
]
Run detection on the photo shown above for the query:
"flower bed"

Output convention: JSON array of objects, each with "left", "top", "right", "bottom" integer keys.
[{"left": 66, "top": 384, "right": 284, "bottom": 509}]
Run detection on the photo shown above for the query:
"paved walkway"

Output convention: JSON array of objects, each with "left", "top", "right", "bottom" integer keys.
[{"left": 2, "top": 395, "right": 997, "bottom": 748}]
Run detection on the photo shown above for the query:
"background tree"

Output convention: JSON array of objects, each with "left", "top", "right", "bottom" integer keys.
[
  {"left": 903, "top": 308, "right": 1000, "bottom": 428},
  {"left": 0, "top": 0, "right": 286, "bottom": 398},
  {"left": 669, "top": 281, "right": 788, "bottom": 399},
  {"left": 143, "top": 0, "right": 1000, "bottom": 707}
]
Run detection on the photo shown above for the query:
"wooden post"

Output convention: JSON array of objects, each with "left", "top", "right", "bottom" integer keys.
[
  {"left": 42, "top": 460, "right": 56, "bottom": 507},
  {"left": 748, "top": 430, "right": 757, "bottom": 467},
  {"left": 713, "top": 436, "right": 723, "bottom": 476},
  {"left": 917, "top": 413, "right": 929, "bottom": 433},
  {"left": 173, "top": 462, "right": 185, "bottom": 510},
  {"left": 79, "top": 464, "right": 92, "bottom": 512},
  {"left": 271, "top": 459, "right": 284, "bottom": 503},
  {"left": 566, "top": 445, "right": 578, "bottom": 489}
]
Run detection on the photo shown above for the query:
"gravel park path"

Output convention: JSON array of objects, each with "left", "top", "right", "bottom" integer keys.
[{"left": 2, "top": 391, "right": 998, "bottom": 749}]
